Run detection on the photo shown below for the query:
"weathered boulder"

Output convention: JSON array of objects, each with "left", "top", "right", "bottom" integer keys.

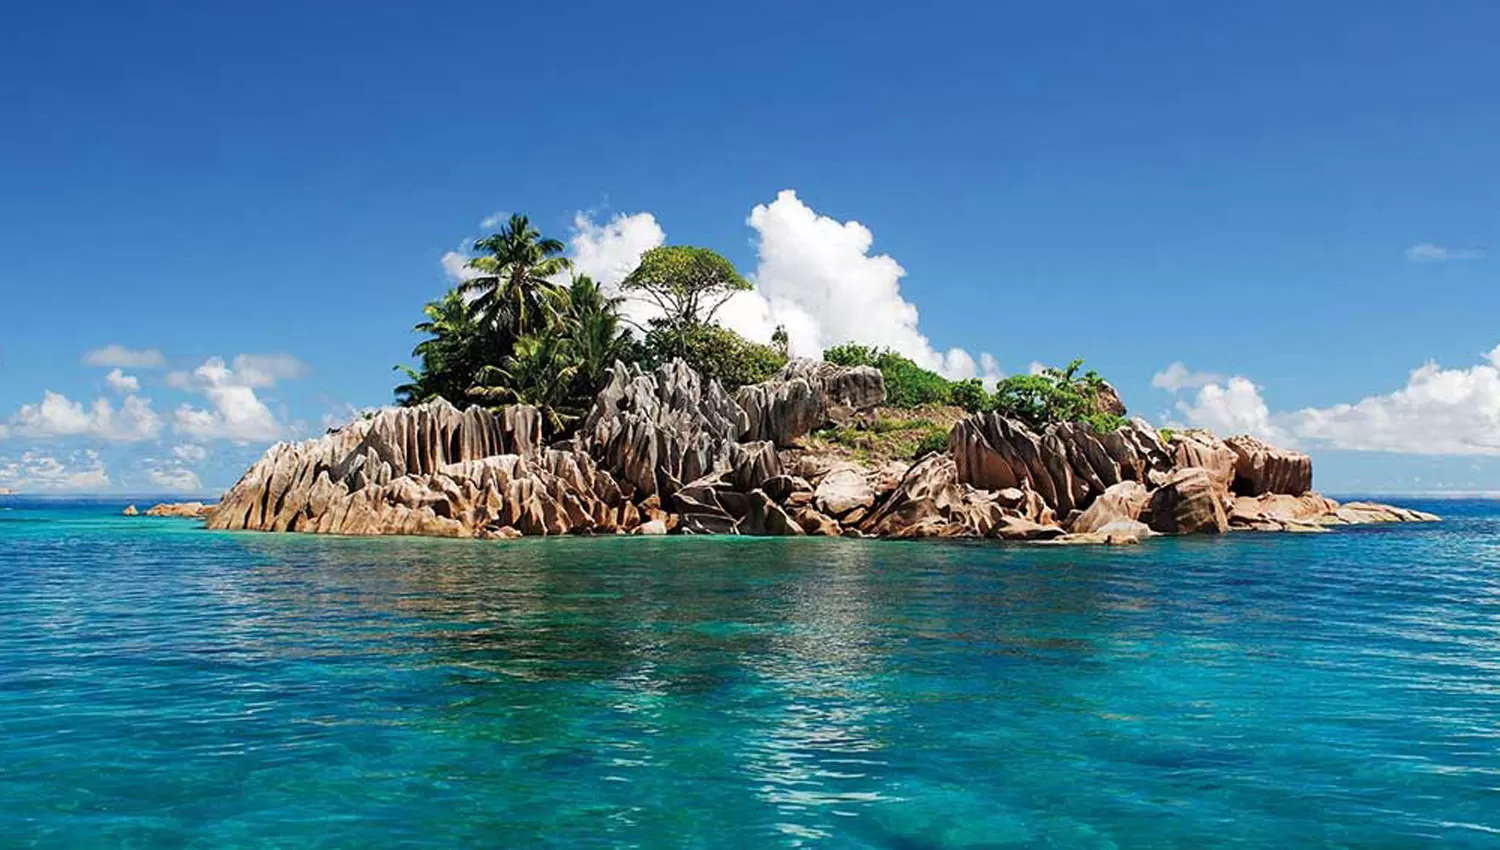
[
  {"left": 735, "top": 359, "right": 885, "bottom": 446},
  {"left": 1224, "top": 435, "right": 1312, "bottom": 496},
  {"left": 1170, "top": 430, "right": 1237, "bottom": 495},
  {"left": 860, "top": 455, "right": 996, "bottom": 538},
  {"left": 122, "top": 504, "right": 139, "bottom": 516},
  {"left": 1070, "top": 481, "right": 1150, "bottom": 533},
  {"left": 993, "top": 516, "right": 1067, "bottom": 541},
  {"left": 813, "top": 467, "right": 877, "bottom": 517},
  {"left": 1146, "top": 468, "right": 1228, "bottom": 534},
  {"left": 743, "top": 490, "right": 805, "bottom": 536}
]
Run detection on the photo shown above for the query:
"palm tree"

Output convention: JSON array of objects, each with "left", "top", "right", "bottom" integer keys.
[
  {"left": 459, "top": 214, "right": 572, "bottom": 341},
  {"left": 394, "top": 289, "right": 485, "bottom": 405},
  {"left": 550, "top": 275, "right": 632, "bottom": 388},
  {"left": 470, "top": 334, "right": 586, "bottom": 436}
]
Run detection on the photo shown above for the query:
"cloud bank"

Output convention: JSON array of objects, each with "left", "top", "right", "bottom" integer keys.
[{"left": 1160, "top": 344, "right": 1500, "bottom": 455}]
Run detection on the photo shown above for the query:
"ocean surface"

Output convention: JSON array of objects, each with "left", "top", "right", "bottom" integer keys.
[{"left": 1, "top": 497, "right": 1498, "bottom": 848}]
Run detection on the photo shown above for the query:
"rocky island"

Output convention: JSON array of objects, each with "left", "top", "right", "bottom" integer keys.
[{"left": 207, "top": 358, "right": 1435, "bottom": 543}]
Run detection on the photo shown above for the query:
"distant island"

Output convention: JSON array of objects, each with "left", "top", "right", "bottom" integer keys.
[{"left": 203, "top": 214, "right": 1436, "bottom": 543}]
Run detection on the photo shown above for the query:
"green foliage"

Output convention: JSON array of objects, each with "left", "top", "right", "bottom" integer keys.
[
  {"left": 394, "top": 290, "right": 488, "bottom": 406},
  {"left": 1157, "top": 427, "right": 1176, "bottom": 444},
  {"left": 912, "top": 428, "right": 951, "bottom": 459},
  {"left": 622, "top": 246, "right": 750, "bottom": 336},
  {"left": 990, "top": 359, "right": 1126, "bottom": 433},
  {"left": 822, "top": 343, "right": 952, "bottom": 408},
  {"left": 644, "top": 321, "right": 786, "bottom": 389},
  {"left": 459, "top": 213, "right": 573, "bottom": 342},
  {"left": 948, "top": 378, "right": 988, "bottom": 414}
]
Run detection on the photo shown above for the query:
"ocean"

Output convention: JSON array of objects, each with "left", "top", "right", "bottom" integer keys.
[{"left": 1, "top": 497, "right": 1497, "bottom": 848}]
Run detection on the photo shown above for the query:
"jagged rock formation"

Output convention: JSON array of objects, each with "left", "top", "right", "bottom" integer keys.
[
  {"left": 950, "top": 412, "right": 1174, "bottom": 515},
  {"left": 209, "top": 358, "right": 1438, "bottom": 543},
  {"left": 736, "top": 359, "right": 885, "bottom": 446}
]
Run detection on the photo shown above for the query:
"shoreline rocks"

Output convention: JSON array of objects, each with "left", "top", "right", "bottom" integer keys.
[{"left": 206, "top": 358, "right": 1439, "bottom": 544}]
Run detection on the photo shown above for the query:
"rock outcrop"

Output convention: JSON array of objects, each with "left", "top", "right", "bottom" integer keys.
[
  {"left": 735, "top": 359, "right": 885, "bottom": 446},
  {"left": 951, "top": 413, "right": 1172, "bottom": 515},
  {"left": 143, "top": 501, "right": 215, "bottom": 519},
  {"left": 1224, "top": 435, "right": 1312, "bottom": 496},
  {"left": 208, "top": 357, "right": 1438, "bottom": 543},
  {"left": 122, "top": 504, "right": 139, "bottom": 516}
]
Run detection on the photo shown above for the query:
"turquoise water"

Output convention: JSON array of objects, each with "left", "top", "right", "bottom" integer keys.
[{"left": 2, "top": 498, "right": 1498, "bottom": 848}]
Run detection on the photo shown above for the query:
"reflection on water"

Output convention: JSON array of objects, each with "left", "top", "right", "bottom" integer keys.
[{"left": 2, "top": 502, "right": 1499, "bottom": 847}]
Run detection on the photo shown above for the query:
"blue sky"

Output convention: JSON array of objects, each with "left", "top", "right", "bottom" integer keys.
[{"left": 2, "top": 1, "right": 1498, "bottom": 495}]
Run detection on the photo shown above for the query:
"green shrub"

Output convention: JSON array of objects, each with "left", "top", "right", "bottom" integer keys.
[
  {"left": 1157, "top": 427, "right": 1176, "bottom": 444},
  {"left": 948, "top": 378, "right": 988, "bottom": 413},
  {"left": 646, "top": 321, "right": 787, "bottom": 389},
  {"left": 989, "top": 359, "right": 1127, "bottom": 433},
  {"left": 912, "top": 428, "right": 951, "bottom": 459}
]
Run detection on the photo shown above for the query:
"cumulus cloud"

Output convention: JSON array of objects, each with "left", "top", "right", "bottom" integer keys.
[
  {"left": 567, "top": 211, "right": 667, "bottom": 328},
  {"left": 229, "top": 354, "right": 306, "bottom": 388},
  {"left": 170, "top": 356, "right": 290, "bottom": 443},
  {"left": 719, "top": 190, "right": 1001, "bottom": 380},
  {"left": 1152, "top": 362, "right": 1225, "bottom": 393},
  {"left": 479, "top": 211, "right": 509, "bottom": 229},
  {"left": 0, "top": 450, "right": 110, "bottom": 491},
  {"left": 105, "top": 368, "right": 139, "bottom": 394},
  {"left": 1160, "top": 345, "right": 1500, "bottom": 455},
  {"left": 83, "top": 345, "right": 165, "bottom": 369},
  {"left": 10, "top": 390, "right": 162, "bottom": 442},
  {"left": 441, "top": 250, "right": 479, "bottom": 282},
  {"left": 1284, "top": 345, "right": 1500, "bottom": 455},
  {"left": 1406, "top": 243, "right": 1484, "bottom": 262},
  {"left": 148, "top": 466, "right": 202, "bottom": 492},
  {"left": 1173, "top": 377, "right": 1289, "bottom": 443}
]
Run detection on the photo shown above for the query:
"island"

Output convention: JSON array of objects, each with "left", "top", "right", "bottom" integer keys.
[
  {"left": 206, "top": 217, "right": 1436, "bottom": 543},
  {"left": 208, "top": 357, "right": 1434, "bottom": 543}
]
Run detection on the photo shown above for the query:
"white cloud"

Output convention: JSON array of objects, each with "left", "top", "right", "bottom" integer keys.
[
  {"left": 148, "top": 467, "right": 202, "bottom": 492},
  {"left": 83, "top": 345, "right": 165, "bottom": 369},
  {"left": 716, "top": 189, "right": 998, "bottom": 380},
  {"left": 441, "top": 250, "right": 480, "bottom": 282},
  {"left": 1173, "top": 377, "right": 1289, "bottom": 443},
  {"left": 0, "top": 450, "right": 110, "bottom": 491},
  {"left": 10, "top": 390, "right": 162, "bottom": 442},
  {"left": 105, "top": 368, "right": 139, "bottom": 394},
  {"left": 1152, "top": 362, "right": 1224, "bottom": 393},
  {"left": 230, "top": 354, "right": 306, "bottom": 388},
  {"left": 1406, "top": 243, "right": 1484, "bottom": 262},
  {"left": 1161, "top": 344, "right": 1500, "bottom": 455},
  {"left": 171, "top": 443, "right": 208, "bottom": 463},
  {"left": 170, "top": 357, "right": 287, "bottom": 443},
  {"left": 567, "top": 211, "right": 667, "bottom": 328},
  {"left": 480, "top": 211, "right": 509, "bottom": 229},
  {"left": 1284, "top": 345, "right": 1500, "bottom": 455}
]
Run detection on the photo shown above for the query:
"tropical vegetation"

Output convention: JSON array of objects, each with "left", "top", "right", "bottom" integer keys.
[{"left": 395, "top": 214, "right": 1125, "bottom": 440}]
